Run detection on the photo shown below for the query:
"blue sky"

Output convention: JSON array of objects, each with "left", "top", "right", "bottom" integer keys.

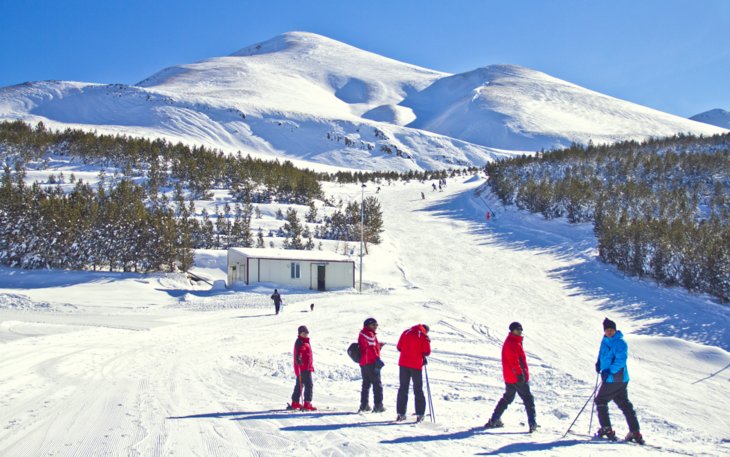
[{"left": 1, "top": 0, "right": 728, "bottom": 117}]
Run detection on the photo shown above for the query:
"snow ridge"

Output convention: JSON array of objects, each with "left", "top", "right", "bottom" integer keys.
[{"left": 0, "top": 32, "right": 726, "bottom": 171}]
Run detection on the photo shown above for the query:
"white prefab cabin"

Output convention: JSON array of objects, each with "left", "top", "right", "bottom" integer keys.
[{"left": 227, "top": 248, "right": 355, "bottom": 290}]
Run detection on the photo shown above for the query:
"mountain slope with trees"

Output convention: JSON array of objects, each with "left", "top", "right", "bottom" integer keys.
[{"left": 485, "top": 133, "right": 730, "bottom": 302}]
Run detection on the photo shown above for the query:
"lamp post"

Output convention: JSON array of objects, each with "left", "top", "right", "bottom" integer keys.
[{"left": 359, "top": 183, "right": 366, "bottom": 292}]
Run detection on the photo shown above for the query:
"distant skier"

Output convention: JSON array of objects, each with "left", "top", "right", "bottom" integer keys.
[
  {"left": 358, "top": 318, "right": 386, "bottom": 413},
  {"left": 432, "top": 183, "right": 437, "bottom": 191},
  {"left": 421, "top": 192, "right": 425, "bottom": 200},
  {"left": 288, "top": 325, "right": 316, "bottom": 411},
  {"left": 396, "top": 324, "right": 431, "bottom": 422},
  {"left": 594, "top": 318, "right": 644, "bottom": 444},
  {"left": 486, "top": 211, "right": 491, "bottom": 221},
  {"left": 271, "top": 289, "right": 282, "bottom": 315},
  {"left": 484, "top": 322, "right": 539, "bottom": 432}
]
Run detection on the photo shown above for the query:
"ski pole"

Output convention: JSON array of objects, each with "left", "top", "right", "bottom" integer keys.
[
  {"left": 588, "top": 372, "right": 599, "bottom": 434},
  {"left": 561, "top": 379, "right": 601, "bottom": 439},
  {"left": 424, "top": 364, "right": 435, "bottom": 423}
]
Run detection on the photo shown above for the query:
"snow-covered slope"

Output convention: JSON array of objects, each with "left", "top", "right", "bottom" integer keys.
[
  {"left": 1, "top": 178, "right": 728, "bottom": 455},
  {"left": 403, "top": 65, "right": 726, "bottom": 151},
  {"left": 691, "top": 108, "right": 730, "bottom": 129},
  {"left": 0, "top": 32, "right": 726, "bottom": 170}
]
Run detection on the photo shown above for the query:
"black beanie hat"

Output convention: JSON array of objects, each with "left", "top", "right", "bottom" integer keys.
[
  {"left": 603, "top": 318, "right": 616, "bottom": 330},
  {"left": 298, "top": 325, "right": 309, "bottom": 334},
  {"left": 509, "top": 322, "right": 523, "bottom": 332},
  {"left": 364, "top": 317, "right": 378, "bottom": 327},
  {"left": 422, "top": 324, "right": 430, "bottom": 332}
]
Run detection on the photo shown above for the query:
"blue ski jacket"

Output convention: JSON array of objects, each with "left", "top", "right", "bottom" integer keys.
[{"left": 597, "top": 330, "right": 630, "bottom": 383}]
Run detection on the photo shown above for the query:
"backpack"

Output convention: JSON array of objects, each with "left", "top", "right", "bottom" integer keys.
[{"left": 347, "top": 342, "right": 361, "bottom": 364}]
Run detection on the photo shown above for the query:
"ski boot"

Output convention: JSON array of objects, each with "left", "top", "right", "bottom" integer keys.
[
  {"left": 625, "top": 430, "right": 645, "bottom": 445},
  {"left": 301, "top": 402, "right": 317, "bottom": 411},
  {"left": 287, "top": 402, "right": 302, "bottom": 410},
  {"left": 415, "top": 415, "right": 425, "bottom": 423},
  {"left": 595, "top": 426, "right": 617, "bottom": 441},
  {"left": 484, "top": 418, "right": 504, "bottom": 429},
  {"left": 358, "top": 404, "right": 371, "bottom": 413},
  {"left": 528, "top": 422, "right": 540, "bottom": 433},
  {"left": 372, "top": 404, "right": 386, "bottom": 413},
  {"left": 396, "top": 414, "right": 407, "bottom": 421}
]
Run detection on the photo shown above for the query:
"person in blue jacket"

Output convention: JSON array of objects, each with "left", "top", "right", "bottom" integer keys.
[{"left": 594, "top": 318, "right": 644, "bottom": 444}]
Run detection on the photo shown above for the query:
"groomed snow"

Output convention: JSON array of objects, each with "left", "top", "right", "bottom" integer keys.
[{"left": 1, "top": 177, "right": 728, "bottom": 456}]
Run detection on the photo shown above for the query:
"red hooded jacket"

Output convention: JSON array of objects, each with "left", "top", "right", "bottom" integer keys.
[
  {"left": 293, "top": 336, "right": 314, "bottom": 375},
  {"left": 502, "top": 332, "right": 529, "bottom": 384},
  {"left": 358, "top": 326, "right": 381, "bottom": 366},
  {"left": 397, "top": 324, "right": 431, "bottom": 369}
]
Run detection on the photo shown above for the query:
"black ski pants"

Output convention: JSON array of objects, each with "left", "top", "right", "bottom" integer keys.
[
  {"left": 360, "top": 363, "right": 384, "bottom": 408},
  {"left": 491, "top": 380, "right": 536, "bottom": 424},
  {"left": 595, "top": 382, "right": 640, "bottom": 431},
  {"left": 291, "top": 370, "right": 313, "bottom": 403},
  {"left": 274, "top": 302, "right": 281, "bottom": 314},
  {"left": 396, "top": 366, "right": 426, "bottom": 416}
]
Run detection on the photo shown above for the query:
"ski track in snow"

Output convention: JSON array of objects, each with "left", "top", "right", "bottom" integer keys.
[{"left": 0, "top": 178, "right": 729, "bottom": 456}]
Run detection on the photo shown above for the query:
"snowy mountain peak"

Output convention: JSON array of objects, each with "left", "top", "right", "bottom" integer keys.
[
  {"left": 0, "top": 31, "right": 727, "bottom": 171},
  {"left": 690, "top": 108, "right": 730, "bottom": 129},
  {"left": 230, "top": 31, "right": 358, "bottom": 57}
]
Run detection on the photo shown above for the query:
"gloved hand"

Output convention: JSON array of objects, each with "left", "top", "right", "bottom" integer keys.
[
  {"left": 375, "top": 358, "right": 385, "bottom": 369},
  {"left": 297, "top": 356, "right": 302, "bottom": 365},
  {"left": 601, "top": 369, "right": 610, "bottom": 381},
  {"left": 423, "top": 357, "right": 428, "bottom": 366},
  {"left": 595, "top": 361, "right": 601, "bottom": 373},
  {"left": 517, "top": 374, "right": 526, "bottom": 384}
]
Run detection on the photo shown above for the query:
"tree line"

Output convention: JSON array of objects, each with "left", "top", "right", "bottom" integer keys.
[
  {"left": 0, "top": 121, "right": 397, "bottom": 273},
  {"left": 485, "top": 134, "right": 730, "bottom": 303}
]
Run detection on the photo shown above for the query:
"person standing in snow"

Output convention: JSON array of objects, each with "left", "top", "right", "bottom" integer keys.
[
  {"left": 395, "top": 324, "right": 431, "bottom": 422},
  {"left": 271, "top": 289, "right": 282, "bottom": 315},
  {"left": 484, "top": 322, "right": 539, "bottom": 432},
  {"left": 288, "top": 325, "right": 316, "bottom": 411},
  {"left": 594, "top": 318, "right": 643, "bottom": 443},
  {"left": 358, "top": 317, "right": 386, "bottom": 413}
]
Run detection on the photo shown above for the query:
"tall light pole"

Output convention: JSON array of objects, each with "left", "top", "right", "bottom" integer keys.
[{"left": 359, "top": 183, "right": 366, "bottom": 292}]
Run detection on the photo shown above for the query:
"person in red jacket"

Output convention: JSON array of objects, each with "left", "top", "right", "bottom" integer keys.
[
  {"left": 484, "top": 322, "right": 539, "bottom": 432},
  {"left": 288, "top": 325, "right": 316, "bottom": 411},
  {"left": 358, "top": 317, "right": 386, "bottom": 413},
  {"left": 396, "top": 324, "right": 431, "bottom": 422}
]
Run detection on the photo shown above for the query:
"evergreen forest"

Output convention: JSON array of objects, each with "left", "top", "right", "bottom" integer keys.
[{"left": 485, "top": 134, "right": 730, "bottom": 302}]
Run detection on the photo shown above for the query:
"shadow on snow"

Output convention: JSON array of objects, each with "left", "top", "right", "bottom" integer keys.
[{"left": 419, "top": 187, "right": 730, "bottom": 351}]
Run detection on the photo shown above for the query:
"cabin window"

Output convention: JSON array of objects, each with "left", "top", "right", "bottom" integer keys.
[{"left": 291, "top": 262, "right": 301, "bottom": 279}]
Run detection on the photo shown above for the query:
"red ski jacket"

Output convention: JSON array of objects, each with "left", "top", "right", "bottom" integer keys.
[
  {"left": 502, "top": 332, "right": 529, "bottom": 384},
  {"left": 358, "top": 327, "right": 382, "bottom": 366},
  {"left": 293, "top": 336, "right": 314, "bottom": 375},
  {"left": 397, "top": 325, "right": 431, "bottom": 370}
]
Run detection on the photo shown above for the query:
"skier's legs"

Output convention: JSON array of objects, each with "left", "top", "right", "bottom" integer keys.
[
  {"left": 291, "top": 374, "right": 302, "bottom": 404},
  {"left": 613, "top": 385, "right": 640, "bottom": 432},
  {"left": 360, "top": 364, "right": 373, "bottom": 407},
  {"left": 372, "top": 367, "right": 384, "bottom": 406},
  {"left": 411, "top": 369, "right": 425, "bottom": 416},
  {"left": 516, "top": 382, "right": 537, "bottom": 424},
  {"left": 301, "top": 370, "right": 313, "bottom": 402},
  {"left": 595, "top": 383, "right": 622, "bottom": 428},
  {"left": 396, "top": 367, "right": 412, "bottom": 415},
  {"left": 492, "top": 383, "right": 518, "bottom": 420}
]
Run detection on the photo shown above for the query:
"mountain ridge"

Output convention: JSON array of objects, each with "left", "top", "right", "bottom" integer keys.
[{"left": 0, "top": 31, "right": 726, "bottom": 170}]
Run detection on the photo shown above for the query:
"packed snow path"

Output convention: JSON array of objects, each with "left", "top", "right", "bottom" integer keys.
[{"left": 0, "top": 177, "right": 728, "bottom": 456}]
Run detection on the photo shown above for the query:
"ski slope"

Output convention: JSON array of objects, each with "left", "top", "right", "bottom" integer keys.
[{"left": 0, "top": 177, "right": 728, "bottom": 456}]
